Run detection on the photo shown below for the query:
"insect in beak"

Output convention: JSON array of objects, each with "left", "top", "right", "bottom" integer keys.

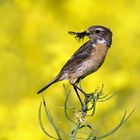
[{"left": 68, "top": 31, "right": 89, "bottom": 41}]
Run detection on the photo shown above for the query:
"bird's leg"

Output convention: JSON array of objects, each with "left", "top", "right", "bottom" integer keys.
[
  {"left": 70, "top": 79, "right": 84, "bottom": 107},
  {"left": 73, "top": 80, "right": 92, "bottom": 116},
  {"left": 74, "top": 78, "right": 93, "bottom": 97},
  {"left": 70, "top": 79, "right": 94, "bottom": 114},
  {"left": 74, "top": 83, "right": 93, "bottom": 97},
  {"left": 73, "top": 80, "right": 94, "bottom": 108},
  {"left": 72, "top": 85, "right": 84, "bottom": 107}
]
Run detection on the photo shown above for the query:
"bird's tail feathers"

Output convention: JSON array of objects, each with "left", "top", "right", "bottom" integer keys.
[{"left": 37, "top": 76, "right": 59, "bottom": 94}]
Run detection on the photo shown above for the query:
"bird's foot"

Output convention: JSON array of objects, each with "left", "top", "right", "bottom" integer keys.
[
  {"left": 84, "top": 93, "right": 94, "bottom": 104},
  {"left": 80, "top": 94, "right": 95, "bottom": 117}
]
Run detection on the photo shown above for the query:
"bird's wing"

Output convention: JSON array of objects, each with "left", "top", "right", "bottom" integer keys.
[{"left": 59, "top": 41, "right": 95, "bottom": 72}]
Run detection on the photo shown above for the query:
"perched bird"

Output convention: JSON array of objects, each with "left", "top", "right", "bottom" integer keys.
[{"left": 37, "top": 25, "right": 112, "bottom": 103}]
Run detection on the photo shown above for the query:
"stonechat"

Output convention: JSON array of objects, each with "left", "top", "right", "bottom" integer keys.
[{"left": 37, "top": 25, "right": 112, "bottom": 104}]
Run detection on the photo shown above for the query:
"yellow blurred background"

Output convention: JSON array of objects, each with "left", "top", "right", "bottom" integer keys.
[{"left": 0, "top": 0, "right": 140, "bottom": 140}]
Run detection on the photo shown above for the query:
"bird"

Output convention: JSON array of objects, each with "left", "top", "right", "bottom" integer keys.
[{"left": 37, "top": 25, "right": 112, "bottom": 104}]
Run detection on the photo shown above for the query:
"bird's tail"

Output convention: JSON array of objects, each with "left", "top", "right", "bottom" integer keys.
[{"left": 37, "top": 76, "right": 59, "bottom": 94}]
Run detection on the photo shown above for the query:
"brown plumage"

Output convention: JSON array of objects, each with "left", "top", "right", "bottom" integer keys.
[{"left": 37, "top": 25, "right": 112, "bottom": 94}]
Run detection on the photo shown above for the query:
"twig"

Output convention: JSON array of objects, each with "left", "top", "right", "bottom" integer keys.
[
  {"left": 63, "top": 84, "right": 77, "bottom": 124},
  {"left": 70, "top": 121, "right": 81, "bottom": 140},
  {"left": 96, "top": 108, "right": 135, "bottom": 140},
  {"left": 40, "top": 93, "right": 62, "bottom": 140},
  {"left": 38, "top": 85, "right": 135, "bottom": 140},
  {"left": 38, "top": 103, "right": 57, "bottom": 139}
]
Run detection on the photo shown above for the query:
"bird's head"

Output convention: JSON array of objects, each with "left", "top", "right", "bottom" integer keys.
[
  {"left": 86, "top": 25, "right": 112, "bottom": 47},
  {"left": 69, "top": 25, "right": 112, "bottom": 47}
]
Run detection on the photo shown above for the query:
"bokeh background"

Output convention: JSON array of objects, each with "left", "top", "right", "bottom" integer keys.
[{"left": 0, "top": 0, "right": 140, "bottom": 140}]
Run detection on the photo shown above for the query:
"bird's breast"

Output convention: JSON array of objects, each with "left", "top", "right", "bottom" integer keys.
[
  {"left": 91, "top": 43, "right": 109, "bottom": 59},
  {"left": 81, "top": 43, "right": 109, "bottom": 75}
]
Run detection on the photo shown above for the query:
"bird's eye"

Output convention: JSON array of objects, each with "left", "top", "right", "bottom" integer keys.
[{"left": 95, "top": 29, "right": 100, "bottom": 33}]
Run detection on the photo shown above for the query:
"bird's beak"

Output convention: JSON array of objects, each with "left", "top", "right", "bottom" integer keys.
[
  {"left": 85, "top": 30, "right": 93, "bottom": 39},
  {"left": 85, "top": 30, "right": 89, "bottom": 34},
  {"left": 85, "top": 30, "right": 90, "bottom": 35}
]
